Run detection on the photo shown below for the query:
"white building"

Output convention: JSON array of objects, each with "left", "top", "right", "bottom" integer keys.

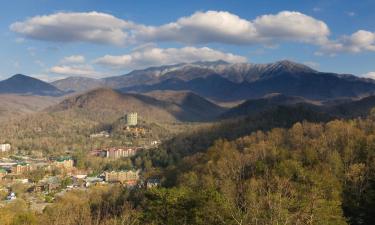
[
  {"left": 0, "top": 144, "right": 11, "bottom": 152},
  {"left": 126, "top": 112, "right": 138, "bottom": 126}
]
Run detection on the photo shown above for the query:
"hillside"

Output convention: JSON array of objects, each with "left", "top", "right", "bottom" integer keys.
[
  {"left": 327, "top": 95, "right": 375, "bottom": 118},
  {"left": 221, "top": 93, "right": 319, "bottom": 118},
  {"left": 145, "top": 90, "right": 226, "bottom": 121},
  {"left": 0, "top": 94, "right": 60, "bottom": 121},
  {"left": 48, "top": 88, "right": 224, "bottom": 122},
  {"left": 0, "top": 74, "right": 65, "bottom": 96},
  {"left": 51, "top": 76, "right": 104, "bottom": 93}
]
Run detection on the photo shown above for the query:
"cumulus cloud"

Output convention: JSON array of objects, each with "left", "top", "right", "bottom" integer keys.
[
  {"left": 11, "top": 10, "right": 330, "bottom": 46},
  {"left": 94, "top": 46, "right": 247, "bottom": 70},
  {"left": 253, "top": 11, "right": 330, "bottom": 44},
  {"left": 60, "top": 55, "right": 86, "bottom": 64},
  {"left": 135, "top": 11, "right": 259, "bottom": 44},
  {"left": 320, "top": 30, "right": 375, "bottom": 54},
  {"left": 11, "top": 10, "right": 375, "bottom": 55},
  {"left": 136, "top": 11, "right": 330, "bottom": 45},
  {"left": 49, "top": 64, "right": 101, "bottom": 77},
  {"left": 10, "top": 11, "right": 133, "bottom": 45},
  {"left": 49, "top": 46, "right": 246, "bottom": 77}
]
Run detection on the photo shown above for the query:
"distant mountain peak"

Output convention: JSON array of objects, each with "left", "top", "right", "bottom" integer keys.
[
  {"left": 8, "top": 74, "right": 35, "bottom": 80},
  {"left": 0, "top": 74, "right": 64, "bottom": 96},
  {"left": 269, "top": 60, "right": 316, "bottom": 74}
]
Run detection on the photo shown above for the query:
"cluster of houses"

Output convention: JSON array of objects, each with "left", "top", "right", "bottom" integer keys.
[
  {"left": 1, "top": 152, "right": 161, "bottom": 205},
  {"left": 0, "top": 114, "right": 164, "bottom": 206},
  {"left": 0, "top": 156, "right": 75, "bottom": 177}
]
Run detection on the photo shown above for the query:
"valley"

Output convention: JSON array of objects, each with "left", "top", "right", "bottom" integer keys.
[{"left": 1, "top": 60, "right": 375, "bottom": 224}]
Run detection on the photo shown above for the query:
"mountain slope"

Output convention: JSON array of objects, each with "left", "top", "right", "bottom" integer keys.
[
  {"left": 327, "top": 95, "right": 375, "bottom": 118},
  {"left": 0, "top": 94, "right": 60, "bottom": 121},
  {"left": 221, "top": 93, "right": 318, "bottom": 118},
  {"left": 51, "top": 76, "right": 104, "bottom": 93},
  {"left": 122, "top": 71, "right": 375, "bottom": 101},
  {"left": 51, "top": 60, "right": 375, "bottom": 101},
  {"left": 48, "top": 88, "right": 224, "bottom": 122},
  {"left": 103, "top": 60, "right": 375, "bottom": 101},
  {"left": 0, "top": 74, "right": 65, "bottom": 96},
  {"left": 145, "top": 90, "right": 226, "bottom": 121}
]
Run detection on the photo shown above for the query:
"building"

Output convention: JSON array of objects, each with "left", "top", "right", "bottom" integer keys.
[
  {"left": 12, "top": 162, "right": 34, "bottom": 175},
  {"left": 105, "top": 147, "right": 138, "bottom": 159},
  {"left": 125, "top": 112, "right": 138, "bottom": 126},
  {"left": 52, "top": 157, "right": 74, "bottom": 171},
  {"left": 146, "top": 178, "right": 161, "bottom": 189},
  {"left": 104, "top": 170, "right": 140, "bottom": 185},
  {"left": 0, "top": 144, "right": 11, "bottom": 152}
]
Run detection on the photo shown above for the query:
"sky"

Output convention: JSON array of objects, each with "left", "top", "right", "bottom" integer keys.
[{"left": 1, "top": 0, "right": 375, "bottom": 81}]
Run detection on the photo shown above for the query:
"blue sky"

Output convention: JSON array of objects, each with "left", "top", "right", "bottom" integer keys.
[{"left": 1, "top": 0, "right": 375, "bottom": 81}]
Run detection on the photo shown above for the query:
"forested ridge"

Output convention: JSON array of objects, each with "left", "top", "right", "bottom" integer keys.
[{"left": 2, "top": 108, "right": 375, "bottom": 224}]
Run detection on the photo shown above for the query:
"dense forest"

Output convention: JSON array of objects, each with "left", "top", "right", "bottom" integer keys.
[{"left": 2, "top": 108, "right": 375, "bottom": 224}]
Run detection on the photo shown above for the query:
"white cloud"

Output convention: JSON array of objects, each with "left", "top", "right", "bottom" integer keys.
[
  {"left": 363, "top": 72, "right": 375, "bottom": 79},
  {"left": 10, "top": 11, "right": 133, "bottom": 45},
  {"left": 135, "top": 11, "right": 259, "bottom": 44},
  {"left": 253, "top": 11, "right": 330, "bottom": 45},
  {"left": 60, "top": 55, "right": 86, "bottom": 64},
  {"left": 11, "top": 10, "right": 330, "bottom": 47},
  {"left": 135, "top": 11, "right": 330, "bottom": 45},
  {"left": 95, "top": 46, "right": 247, "bottom": 70},
  {"left": 49, "top": 64, "right": 101, "bottom": 77},
  {"left": 11, "top": 10, "right": 375, "bottom": 55},
  {"left": 321, "top": 30, "right": 375, "bottom": 54}
]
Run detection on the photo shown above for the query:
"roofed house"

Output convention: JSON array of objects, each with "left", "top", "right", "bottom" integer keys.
[
  {"left": 104, "top": 170, "right": 140, "bottom": 186},
  {"left": 52, "top": 156, "right": 74, "bottom": 171}
]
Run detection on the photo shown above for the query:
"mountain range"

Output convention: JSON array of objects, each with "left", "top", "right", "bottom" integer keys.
[
  {"left": 51, "top": 60, "right": 375, "bottom": 101},
  {"left": 2, "top": 60, "right": 375, "bottom": 102},
  {"left": 2, "top": 60, "right": 375, "bottom": 123}
]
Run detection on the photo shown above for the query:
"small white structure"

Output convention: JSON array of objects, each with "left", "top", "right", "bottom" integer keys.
[
  {"left": 90, "top": 131, "right": 110, "bottom": 138},
  {"left": 0, "top": 144, "right": 11, "bottom": 152},
  {"left": 7, "top": 192, "right": 16, "bottom": 201}
]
